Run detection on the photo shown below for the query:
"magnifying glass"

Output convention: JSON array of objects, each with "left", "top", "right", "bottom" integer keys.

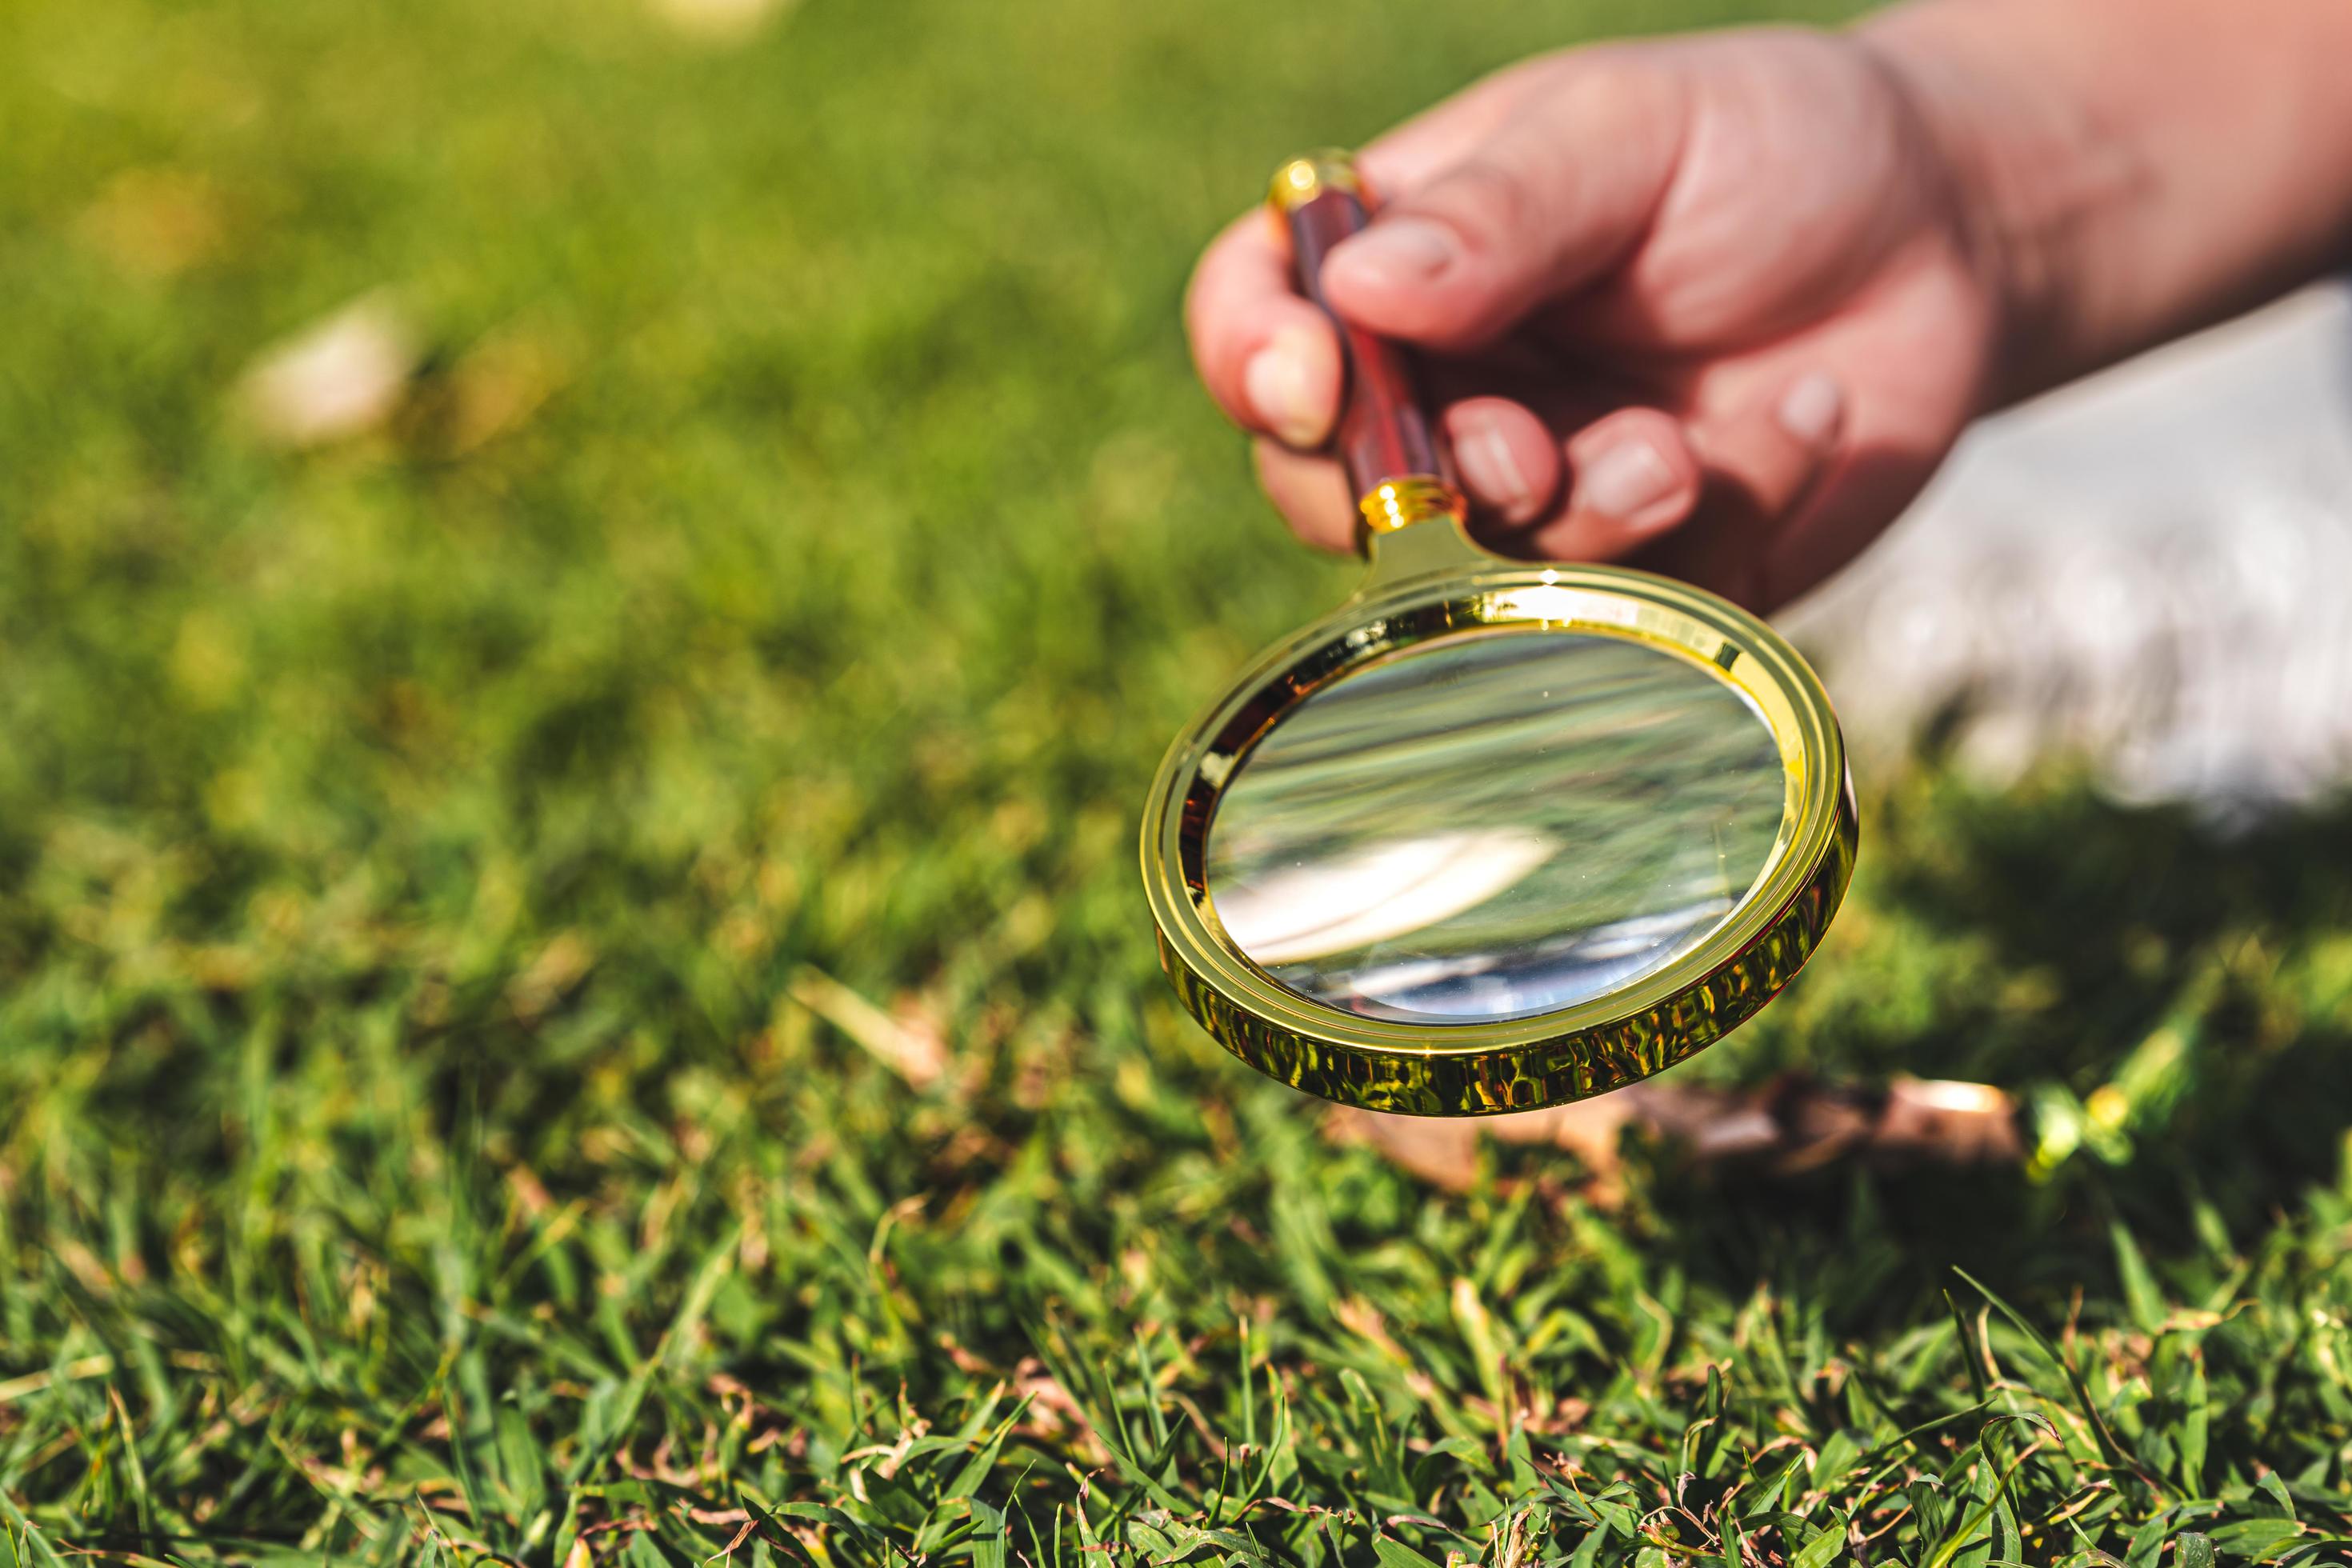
[{"left": 1140, "top": 153, "right": 1858, "bottom": 1116}]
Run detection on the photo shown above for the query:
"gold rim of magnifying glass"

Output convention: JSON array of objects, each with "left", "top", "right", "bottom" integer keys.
[{"left": 1139, "top": 519, "right": 1858, "bottom": 1116}]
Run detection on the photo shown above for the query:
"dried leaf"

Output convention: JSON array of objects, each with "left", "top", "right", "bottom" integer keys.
[
  {"left": 78, "top": 167, "right": 226, "bottom": 278},
  {"left": 507, "top": 931, "right": 596, "bottom": 1022},
  {"left": 1329, "top": 1076, "right": 2022, "bottom": 1193},
  {"left": 443, "top": 324, "right": 574, "bottom": 454},
  {"left": 788, "top": 966, "right": 946, "bottom": 1089}
]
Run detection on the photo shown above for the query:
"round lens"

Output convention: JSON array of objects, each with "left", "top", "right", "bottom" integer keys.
[{"left": 1204, "top": 630, "right": 1789, "bottom": 1025}]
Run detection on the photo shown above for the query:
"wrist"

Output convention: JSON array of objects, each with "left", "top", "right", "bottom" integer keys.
[{"left": 1853, "top": 2, "right": 2132, "bottom": 407}]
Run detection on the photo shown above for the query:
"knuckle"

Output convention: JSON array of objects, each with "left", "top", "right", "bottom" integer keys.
[{"left": 1435, "top": 157, "right": 1546, "bottom": 248}]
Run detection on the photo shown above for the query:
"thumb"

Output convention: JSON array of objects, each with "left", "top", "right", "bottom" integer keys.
[{"left": 1323, "top": 60, "right": 1688, "bottom": 350}]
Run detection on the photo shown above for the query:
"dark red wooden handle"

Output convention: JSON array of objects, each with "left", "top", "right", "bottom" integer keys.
[{"left": 1284, "top": 186, "right": 1450, "bottom": 503}]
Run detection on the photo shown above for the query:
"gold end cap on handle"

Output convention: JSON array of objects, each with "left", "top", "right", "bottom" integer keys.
[
  {"left": 1269, "top": 151, "right": 1362, "bottom": 214},
  {"left": 1358, "top": 475, "right": 1467, "bottom": 536}
]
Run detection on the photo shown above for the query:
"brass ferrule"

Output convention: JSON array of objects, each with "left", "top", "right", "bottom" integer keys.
[
  {"left": 1357, "top": 476, "right": 1467, "bottom": 535},
  {"left": 1268, "top": 152, "right": 1362, "bottom": 214}
]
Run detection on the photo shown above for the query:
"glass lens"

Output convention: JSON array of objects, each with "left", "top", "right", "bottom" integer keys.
[{"left": 1205, "top": 630, "right": 1786, "bottom": 1024}]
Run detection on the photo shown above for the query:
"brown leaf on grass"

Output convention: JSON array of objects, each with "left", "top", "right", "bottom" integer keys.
[
  {"left": 1489, "top": 1094, "right": 1646, "bottom": 1206},
  {"left": 787, "top": 966, "right": 946, "bottom": 1089},
  {"left": 441, "top": 324, "right": 574, "bottom": 455},
  {"left": 934, "top": 1332, "right": 995, "bottom": 1377},
  {"left": 1327, "top": 1099, "right": 1639, "bottom": 1202},
  {"left": 0, "top": 1354, "right": 114, "bottom": 1407},
  {"left": 1009, "top": 1357, "right": 1112, "bottom": 1464},
  {"left": 1330, "top": 1075, "right": 2023, "bottom": 1194},
  {"left": 234, "top": 291, "right": 418, "bottom": 449},
  {"left": 78, "top": 167, "right": 226, "bottom": 279},
  {"left": 713, "top": 1513, "right": 762, "bottom": 1562},
  {"left": 1325, "top": 1112, "right": 1478, "bottom": 1190},
  {"left": 507, "top": 931, "right": 595, "bottom": 1023},
  {"left": 506, "top": 1163, "right": 555, "bottom": 1218},
  {"left": 1333, "top": 1297, "right": 1411, "bottom": 1366},
  {"left": 914, "top": 1344, "right": 1106, "bottom": 1459},
  {"left": 1867, "top": 1077, "right": 2026, "bottom": 1165}
]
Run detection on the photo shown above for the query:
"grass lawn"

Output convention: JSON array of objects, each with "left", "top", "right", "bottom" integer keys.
[{"left": 8, "top": 0, "right": 2352, "bottom": 1562}]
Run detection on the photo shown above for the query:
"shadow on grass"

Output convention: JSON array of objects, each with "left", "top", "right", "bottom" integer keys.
[{"left": 1553, "top": 782, "right": 2352, "bottom": 1338}]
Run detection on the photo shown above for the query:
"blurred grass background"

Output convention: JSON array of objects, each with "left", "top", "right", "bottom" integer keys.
[{"left": 7, "top": 0, "right": 2352, "bottom": 1562}]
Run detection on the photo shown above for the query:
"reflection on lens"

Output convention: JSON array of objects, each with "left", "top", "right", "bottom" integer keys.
[{"left": 1206, "top": 630, "right": 1786, "bottom": 1024}]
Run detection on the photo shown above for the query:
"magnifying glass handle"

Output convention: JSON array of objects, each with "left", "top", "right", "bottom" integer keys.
[{"left": 1270, "top": 153, "right": 1466, "bottom": 538}]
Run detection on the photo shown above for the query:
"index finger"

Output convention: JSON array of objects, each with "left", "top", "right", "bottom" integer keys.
[
  {"left": 1184, "top": 207, "right": 1340, "bottom": 448},
  {"left": 1184, "top": 51, "right": 1570, "bottom": 447}
]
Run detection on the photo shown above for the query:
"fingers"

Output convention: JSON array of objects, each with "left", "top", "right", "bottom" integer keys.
[
  {"left": 1453, "top": 370, "right": 1844, "bottom": 599},
  {"left": 1262, "top": 391, "right": 1677, "bottom": 554},
  {"left": 1260, "top": 395, "right": 1578, "bottom": 552},
  {"left": 1628, "top": 370, "right": 1849, "bottom": 606},
  {"left": 1322, "top": 58, "right": 1689, "bottom": 350},
  {"left": 1443, "top": 398, "right": 1562, "bottom": 527},
  {"left": 1251, "top": 370, "right": 1844, "bottom": 586},
  {"left": 1185, "top": 211, "right": 1342, "bottom": 448},
  {"left": 1208, "top": 178, "right": 1847, "bottom": 597},
  {"left": 1531, "top": 406, "right": 1705, "bottom": 560},
  {"left": 1251, "top": 438, "right": 1357, "bottom": 553},
  {"left": 1186, "top": 54, "right": 1583, "bottom": 456},
  {"left": 1446, "top": 398, "right": 1706, "bottom": 554},
  {"left": 1691, "top": 371, "right": 1846, "bottom": 520}
]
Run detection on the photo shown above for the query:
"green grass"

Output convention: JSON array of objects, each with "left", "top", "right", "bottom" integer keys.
[{"left": 7, "top": 0, "right": 2352, "bottom": 1562}]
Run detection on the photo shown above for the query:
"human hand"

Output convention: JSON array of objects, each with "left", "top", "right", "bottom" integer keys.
[{"left": 1186, "top": 27, "right": 2003, "bottom": 609}]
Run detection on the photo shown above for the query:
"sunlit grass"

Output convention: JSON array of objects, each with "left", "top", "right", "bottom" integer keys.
[{"left": 6, "top": 0, "right": 2352, "bottom": 1562}]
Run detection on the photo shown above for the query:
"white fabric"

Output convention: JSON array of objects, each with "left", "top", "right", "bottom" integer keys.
[{"left": 1782, "top": 281, "right": 2352, "bottom": 818}]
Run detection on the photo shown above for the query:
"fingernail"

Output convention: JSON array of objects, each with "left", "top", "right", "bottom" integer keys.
[
  {"left": 1330, "top": 217, "right": 1458, "bottom": 288},
  {"left": 1578, "top": 439, "right": 1676, "bottom": 521},
  {"left": 1243, "top": 328, "right": 1327, "bottom": 448},
  {"left": 1777, "top": 372, "right": 1844, "bottom": 445},
  {"left": 1453, "top": 412, "right": 1537, "bottom": 522}
]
